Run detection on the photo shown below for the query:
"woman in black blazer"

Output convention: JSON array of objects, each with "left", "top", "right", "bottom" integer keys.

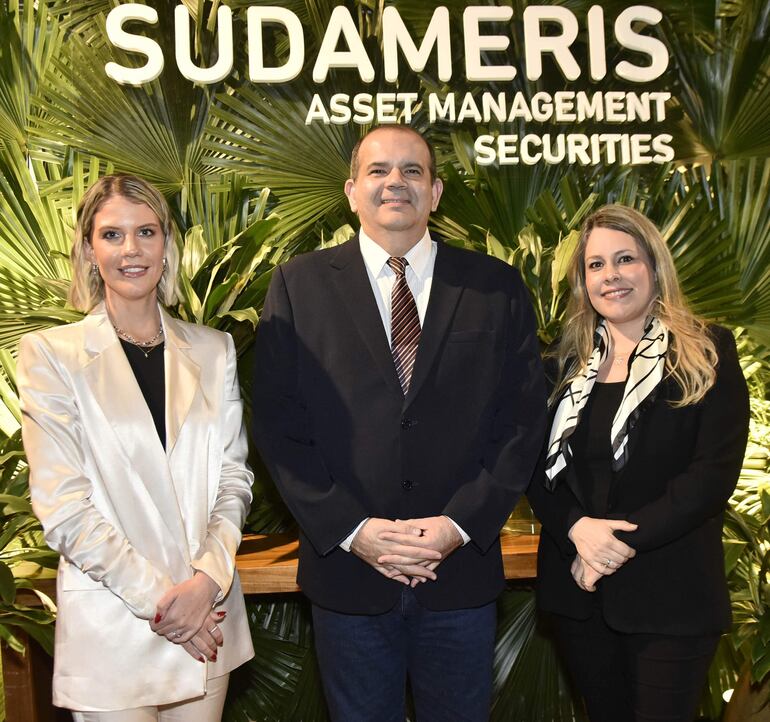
[{"left": 528, "top": 204, "right": 750, "bottom": 722}]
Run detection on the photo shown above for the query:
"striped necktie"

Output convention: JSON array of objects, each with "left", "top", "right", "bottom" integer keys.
[{"left": 387, "top": 257, "right": 421, "bottom": 394}]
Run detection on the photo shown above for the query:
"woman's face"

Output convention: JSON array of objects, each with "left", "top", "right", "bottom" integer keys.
[
  {"left": 583, "top": 227, "right": 656, "bottom": 334},
  {"left": 87, "top": 195, "right": 165, "bottom": 309}
]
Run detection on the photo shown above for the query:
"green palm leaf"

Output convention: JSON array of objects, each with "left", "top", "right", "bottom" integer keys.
[
  {"left": 225, "top": 597, "right": 328, "bottom": 722},
  {"left": 206, "top": 81, "right": 358, "bottom": 246},
  {"left": 669, "top": 0, "right": 770, "bottom": 162},
  {"left": 0, "top": 151, "right": 115, "bottom": 350},
  {"left": 718, "top": 158, "right": 770, "bottom": 343},
  {"left": 46, "top": 0, "right": 113, "bottom": 35},
  {"left": 432, "top": 143, "right": 578, "bottom": 252},
  {"left": 492, "top": 587, "right": 586, "bottom": 722},
  {"left": 0, "top": 0, "right": 63, "bottom": 154},
  {"left": 31, "top": 1, "right": 226, "bottom": 191}
]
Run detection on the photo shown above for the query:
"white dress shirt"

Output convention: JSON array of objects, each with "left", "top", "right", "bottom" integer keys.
[{"left": 339, "top": 230, "right": 470, "bottom": 551}]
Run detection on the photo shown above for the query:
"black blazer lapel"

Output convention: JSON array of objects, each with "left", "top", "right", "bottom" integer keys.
[
  {"left": 405, "top": 241, "right": 463, "bottom": 406},
  {"left": 329, "top": 237, "right": 403, "bottom": 395}
]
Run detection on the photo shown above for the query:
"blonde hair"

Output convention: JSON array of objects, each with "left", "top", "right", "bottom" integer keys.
[
  {"left": 68, "top": 174, "right": 179, "bottom": 311},
  {"left": 552, "top": 204, "right": 718, "bottom": 407}
]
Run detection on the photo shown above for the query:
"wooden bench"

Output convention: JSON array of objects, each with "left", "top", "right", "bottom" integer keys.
[{"left": 3, "top": 533, "right": 538, "bottom": 722}]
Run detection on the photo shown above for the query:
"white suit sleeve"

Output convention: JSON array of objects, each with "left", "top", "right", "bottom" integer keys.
[
  {"left": 190, "top": 333, "right": 253, "bottom": 598},
  {"left": 18, "top": 333, "right": 174, "bottom": 620}
]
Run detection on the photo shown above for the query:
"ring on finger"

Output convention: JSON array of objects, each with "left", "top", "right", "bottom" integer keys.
[
  {"left": 173, "top": 630, "right": 182, "bottom": 638},
  {"left": 208, "top": 626, "right": 218, "bottom": 633}
]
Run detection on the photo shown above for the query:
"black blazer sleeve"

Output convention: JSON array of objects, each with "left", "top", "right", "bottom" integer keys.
[
  {"left": 526, "top": 355, "right": 584, "bottom": 557},
  {"left": 613, "top": 326, "right": 749, "bottom": 551},
  {"left": 252, "top": 266, "right": 368, "bottom": 555},
  {"left": 441, "top": 270, "right": 547, "bottom": 551},
  {"left": 527, "top": 461, "right": 583, "bottom": 557}
]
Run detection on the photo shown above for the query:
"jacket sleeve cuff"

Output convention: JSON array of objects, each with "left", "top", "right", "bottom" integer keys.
[{"left": 190, "top": 518, "right": 242, "bottom": 600}]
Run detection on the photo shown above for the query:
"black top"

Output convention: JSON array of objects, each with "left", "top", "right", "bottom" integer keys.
[
  {"left": 569, "top": 381, "right": 625, "bottom": 517},
  {"left": 120, "top": 339, "right": 166, "bottom": 448}
]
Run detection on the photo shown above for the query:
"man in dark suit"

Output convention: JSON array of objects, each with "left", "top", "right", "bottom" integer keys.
[{"left": 253, "top": 125, "right": 546, "bottom": 721}]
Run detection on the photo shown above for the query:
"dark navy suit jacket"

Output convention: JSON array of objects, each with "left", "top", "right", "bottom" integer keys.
[{"left": 253, "top": 236, "right": 547, "bottom": 614}]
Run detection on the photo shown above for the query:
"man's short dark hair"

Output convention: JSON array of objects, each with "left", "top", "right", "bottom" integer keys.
[{"left": 349, "top": 125, "right": 438, "bottom": 182}]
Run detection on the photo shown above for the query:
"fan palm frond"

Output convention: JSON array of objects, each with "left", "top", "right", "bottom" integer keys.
[
  {"left": 492, "top": 587, "right": 587, "bottom": 722},
  {"left": 0, "top": 0, "right": 63, "bottom": 156},
  {"left": 0, "top": 150, "right": 116, "bottom": 351},
  {"left": 225, "top": 597, "right": 328, "bottom": 722},
  {"left": 670, "top": 0, "right": 770, "bottom": 162},
  {"left": 31, "top": 2, "right": 228, "bottom": 191},
  {"left": 205, "top": 80, "right": 357, "bottom": 246},
  {"left": 717, "top": 158, "right": 770, "bottom": 343}
]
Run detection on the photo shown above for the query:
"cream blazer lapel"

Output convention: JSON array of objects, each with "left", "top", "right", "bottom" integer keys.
[{"left": 80, "top": 304, "right": 189, "bottom": 572}]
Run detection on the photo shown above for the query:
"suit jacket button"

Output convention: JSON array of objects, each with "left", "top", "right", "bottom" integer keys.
[
  {"left": 402, "top": 479, "right": 413, "bottom": 490},
  {"left": 401, "top": 417, "right": 413, "bottom": 429}
]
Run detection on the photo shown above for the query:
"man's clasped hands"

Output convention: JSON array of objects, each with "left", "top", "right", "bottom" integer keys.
[
  {"left": 567, "top": 516, "right": 638, "bottom": 591},
  {"left": 351, "top": 516, "right": 464, "bottom": 588}
]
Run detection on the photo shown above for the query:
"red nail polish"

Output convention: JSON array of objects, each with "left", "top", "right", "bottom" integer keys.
[
  {"left": 154, "top": 614, "right": 162, "bottom": 623},
  {"left": 212, "top": 653, "right": 217, "bottom": 662},
  {"left": 216, "top": 611, "right": 226, "bottom": 618},
  {"left": 198, "top": 656, "right": 205, "bottom": 663}
]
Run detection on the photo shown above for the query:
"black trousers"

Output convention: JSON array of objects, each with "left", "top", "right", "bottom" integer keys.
[{"left": 548, "top": 608, "right": 718, "bottom": 722}]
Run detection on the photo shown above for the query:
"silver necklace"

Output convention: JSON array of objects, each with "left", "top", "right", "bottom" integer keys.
[{"left": 113, "top": 323, "right": 164, "bottom": 358}]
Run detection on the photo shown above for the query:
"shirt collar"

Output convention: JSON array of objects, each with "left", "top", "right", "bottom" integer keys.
[{"left": 359, "top": 228, "right": 433, "bottom": 280}]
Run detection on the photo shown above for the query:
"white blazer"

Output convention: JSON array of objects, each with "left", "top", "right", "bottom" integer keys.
[{"left": 18, "top": 303, "right": 255, "bottom": 711}]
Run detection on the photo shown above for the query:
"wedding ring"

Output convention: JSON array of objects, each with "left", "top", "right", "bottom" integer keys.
[
  {"left": 208, "top": 626, "right": 218, "bottom": 633},
  {"left": 173, "top": 630, "right": 182, "bottom": 638},
  {"left": 603, "top": 559, "right": 610, "bottom": 568}
]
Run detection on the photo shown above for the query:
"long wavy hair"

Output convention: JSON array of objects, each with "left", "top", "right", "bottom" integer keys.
[
  {"left": 552, "top": 204, "right": 717, "bottom": 408},
  {"left": 68, "top": 174, "right": 179, "bottom": 311}
]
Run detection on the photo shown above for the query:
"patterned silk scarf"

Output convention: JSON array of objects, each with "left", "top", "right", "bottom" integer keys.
[{"left": 544, "top": 317, "right": 669, "bottom": 491}]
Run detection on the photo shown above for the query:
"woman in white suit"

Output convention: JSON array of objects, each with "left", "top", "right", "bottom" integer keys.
[{"left": 17, "top": 175, "right": 254, "bottom": 720}]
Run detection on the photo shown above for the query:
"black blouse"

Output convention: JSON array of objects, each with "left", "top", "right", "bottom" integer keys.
[
  {"left": 569, "top": 381, "right": 625, "bottom": 517},
  {"left": 120, "top": 339, "right": 166, "bottom": 448}
]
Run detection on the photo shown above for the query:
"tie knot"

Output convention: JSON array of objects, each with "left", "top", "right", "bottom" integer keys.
[{"left": 387, "top": 257, "right": 408, "bottom": 277}]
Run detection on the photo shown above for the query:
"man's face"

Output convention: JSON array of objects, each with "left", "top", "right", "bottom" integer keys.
[{"left": 344, "top": 128, "right": 443, "bottom": 246}]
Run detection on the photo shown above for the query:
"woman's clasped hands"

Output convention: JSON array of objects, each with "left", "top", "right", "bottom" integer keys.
[
  {"left": 568, "top": 516, "right": 638, "bottom": 592},
  {"left": 149, "top": 571, "right": 224, "bottom": 663}
]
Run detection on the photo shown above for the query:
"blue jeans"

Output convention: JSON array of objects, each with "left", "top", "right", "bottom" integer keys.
[{"left": 312, "top": 587, "right": 496, "bottom": 722}]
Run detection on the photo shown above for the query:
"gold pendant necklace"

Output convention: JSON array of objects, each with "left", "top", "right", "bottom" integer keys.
[{"left": 113, "top": 324, "right": 164, "bottom": 358}]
